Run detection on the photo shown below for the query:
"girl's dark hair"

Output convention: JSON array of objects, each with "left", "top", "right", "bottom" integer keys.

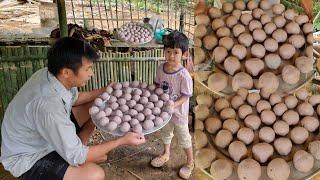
[
  {"left": 47, "top": 37, "right": 99, "bottom": 76},
  {"left": 163, "top": 31, "right": 189, "bottom": 53}
]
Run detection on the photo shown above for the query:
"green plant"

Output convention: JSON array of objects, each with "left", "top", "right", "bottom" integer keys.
[
  {"left": 314, "top": 0, "right": 320, "bottom": 31},
  {"left": 280, "top": 0, "right": 304, "bottom": 14},
  {"left": 280, "top": 0, "right": 320, "bottom": 31}
]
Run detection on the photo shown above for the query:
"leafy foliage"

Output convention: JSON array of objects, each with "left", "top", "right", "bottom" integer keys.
[
  {"left": 314, "top": 0, "right": 320, "bottom": 31},
  {"left": 280, "top": 0, "right": 304, "bottom": 14},
  {"left": 281, "top": 0, "right": 320, "bottom": 31}
]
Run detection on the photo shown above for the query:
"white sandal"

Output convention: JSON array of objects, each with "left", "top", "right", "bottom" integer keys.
[
  {"left": 178, "top": 163, "right": 194, "bottom": 179},
  {"left": 150, "top": 154, "right": 170, "bottom": 168}
]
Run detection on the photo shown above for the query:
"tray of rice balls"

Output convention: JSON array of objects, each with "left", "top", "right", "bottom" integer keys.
[
  {"left": 89, "top": 81, "right": 174, "bottom": 136},
  {"left": 193, "top": 0, "right": 315, "bottom": 98},
  {"left": 194, "top": 88, "right": 320, "bottom": 180},
  {"left": 116, "top": 22, "right": 154, "bottom": 45}
]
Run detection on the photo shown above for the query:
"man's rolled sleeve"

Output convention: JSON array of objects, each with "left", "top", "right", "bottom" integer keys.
[{"left": 71, "top": 87, "right": 79, "bottom": 106}]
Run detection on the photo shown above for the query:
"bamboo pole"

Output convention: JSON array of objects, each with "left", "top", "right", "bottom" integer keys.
[
  {"left": 129, "top": 0, "right": 133, "bottom": 21},
  {"left": 81, "top": 0, "right": 85, "bottom": 28},
  {"left": 70, "top": 0, "right": 76, "bottom": 24},
  {"left": 57, "top": 0, "right": 68, "bottom": 37},
  {"left": 89, "top": 0, "right": 95, "bottom": 28},
  {"left": 96, "top": 0, "right": 104, "bottom": 29},
  {"left": 103, "top": 0, "right": 110, "bottom": 29}
]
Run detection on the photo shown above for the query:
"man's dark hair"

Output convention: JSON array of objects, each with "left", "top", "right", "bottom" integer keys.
[
  {"left": 47, "top": 37, "right": 99, "bottom": 76},
  {"left": 163, "top": 31, "right": 189, "bottom": 53}
]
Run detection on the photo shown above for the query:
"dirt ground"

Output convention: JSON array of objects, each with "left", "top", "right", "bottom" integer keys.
[
  {"left": 99, "top": 130, "right": 194, "bottom": 180},
  {"left": 0, "top": 1, "right": 45, "bottom": 36},
  {"left": 0, "top": 130, "right": 194, "bottom": 180}
]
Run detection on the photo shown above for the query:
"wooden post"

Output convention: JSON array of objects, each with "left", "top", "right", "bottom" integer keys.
[
  {"left": 179, "top": 11, "right": 185, "bottom": 32},
  {"left": 57, "top": 0, "right": 68, "bottom": 37}
]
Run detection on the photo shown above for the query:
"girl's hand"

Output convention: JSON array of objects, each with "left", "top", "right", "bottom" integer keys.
[
  {"left": 185, "top": 51, "right": 194, "bottom": 75},
  {"left": 173, "top": 101, "right": 177, "bottom": 109},
  {"left": 172, "top": 102, "right": 184, "bottom": 119}
]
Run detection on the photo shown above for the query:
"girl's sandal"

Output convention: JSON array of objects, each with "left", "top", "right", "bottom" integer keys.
[
  {"left": 178, "top": 163, "right": 194, "bottom": 179},
  {"left": 150, "top": 154, "right": 170, "bottom": 168}
]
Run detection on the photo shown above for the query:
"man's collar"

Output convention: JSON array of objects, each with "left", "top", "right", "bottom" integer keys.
[{"left": 46, "top": 68, "right": 73, "bottom": 105}]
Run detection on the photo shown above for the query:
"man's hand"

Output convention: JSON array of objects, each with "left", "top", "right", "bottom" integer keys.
[
  {"left": 86, "top": 132, "right": 144, "bottom": 163},
  {"left": 74, "top": 82, "right": 113, "bottom": 106},
  {"left": 96, "top": 154, "right": 108, "bottom": 163},
  {"left": 106, "top": 82, "right": 115, "bottom": 88},
  {"left": 120, "top": 132, "right": 146, "bottom": 146}
]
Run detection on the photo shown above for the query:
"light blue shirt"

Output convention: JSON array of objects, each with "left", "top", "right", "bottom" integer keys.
[{"left": 0, "top": 68, "right": 89, "bottom": 177}]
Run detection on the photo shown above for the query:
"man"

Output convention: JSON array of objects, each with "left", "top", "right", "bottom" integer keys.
[{"left": 0, "top": 37, "right": 146, "bottom": 180}]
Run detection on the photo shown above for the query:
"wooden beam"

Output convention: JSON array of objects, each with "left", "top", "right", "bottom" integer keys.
[{"left": 57, "top": 0, "right": 68, "bottom": 37}]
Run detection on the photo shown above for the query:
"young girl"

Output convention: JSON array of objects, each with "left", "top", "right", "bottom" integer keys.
[{"left": 150, "top": 31, "right": 194, "bottom": 179}]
